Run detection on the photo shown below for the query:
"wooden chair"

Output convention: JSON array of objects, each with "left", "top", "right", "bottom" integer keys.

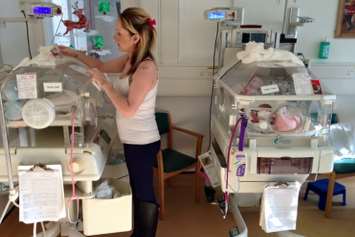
[
  {"left": 325, "top": 171, "right": 354, "bottom": 218},
  {"left": 154, "top": 111, "right": 203, "bottom": 219}
]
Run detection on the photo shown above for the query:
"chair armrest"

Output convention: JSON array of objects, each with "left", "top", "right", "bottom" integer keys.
[{"left": 172, "top": 126, "right": 204, "bottom": 140}]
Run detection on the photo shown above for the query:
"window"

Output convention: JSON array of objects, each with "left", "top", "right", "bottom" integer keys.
[{"left": 47, "top": 0, "right": 87, "bottom": 50}]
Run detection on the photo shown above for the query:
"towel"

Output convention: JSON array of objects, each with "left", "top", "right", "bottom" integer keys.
[{"left": 237, "top": 42, "right": 304, "bottom": 66}]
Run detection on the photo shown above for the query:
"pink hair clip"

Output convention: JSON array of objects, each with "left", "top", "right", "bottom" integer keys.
[{"left": 146, "top": 18, "right": 156, "bottom": 28}]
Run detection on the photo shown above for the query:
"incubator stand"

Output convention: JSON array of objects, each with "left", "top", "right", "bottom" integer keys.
[{"left": 206, "top": 60, "right": 336, "bottom": 235}]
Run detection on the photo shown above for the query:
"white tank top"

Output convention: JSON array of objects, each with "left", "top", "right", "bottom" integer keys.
[{"left": 114, "top": 76, "right": 160, "bottom": 145}]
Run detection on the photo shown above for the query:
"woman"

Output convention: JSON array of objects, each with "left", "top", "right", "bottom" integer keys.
[{"left": 57, "top": 7, "right": 160, "bottom": 237}]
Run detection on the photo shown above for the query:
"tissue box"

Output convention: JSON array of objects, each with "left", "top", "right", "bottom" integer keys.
[{"left": 82, "top": 179, "right": 132, "bottom": 236}]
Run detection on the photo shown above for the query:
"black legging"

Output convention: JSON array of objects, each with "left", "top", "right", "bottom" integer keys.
[{"left": 124, "top": 140, "right": 160, "bottom": 204}]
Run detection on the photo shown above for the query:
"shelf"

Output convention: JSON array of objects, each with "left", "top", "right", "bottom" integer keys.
[{"left": 6, "top": 115, "right": 82, "bottom": 128}]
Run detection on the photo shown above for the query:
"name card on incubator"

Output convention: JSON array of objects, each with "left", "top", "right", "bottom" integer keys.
[
  {"left": 43, "top": 82, "right": 63, "bottom": 92},
  {"left": 261, "top": 84, "right": 279, "bottom": 94},
  {"left": 292, "top": 73, "right": 313, "bottom": 95},
  {"left": 16, "top": 73, "right": 38, "bottom": 99}
]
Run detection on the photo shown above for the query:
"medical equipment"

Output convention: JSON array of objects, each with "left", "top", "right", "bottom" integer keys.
[
  {"left": 0, "top": 1, "right": 61, "bottom": 26},
  {"left": 282, "top": 5, "right": 314, "bottom": 40},
  {"left": 204, "top": 7, "right": 245, "bottom": 24},
  {"left": 0, "top": 59, "right": 131, "bottom": 236},
  {"left": 202, "top": 4, "right": 331, "bottom": 235},
  {"left": 212, "top": 60, "right": 335, "bottom": 190},
  {"left": 206, "top": 1, "right": 314, "bottom": 71},
  {"left": 0, "top": 62, "right": 108, "bottom": 178},
  {"left": 202, "top": 58, "right": 335, "bottom": 235},
  {"left": 19, "top": 1, "right": 62, "bottom": 18}
]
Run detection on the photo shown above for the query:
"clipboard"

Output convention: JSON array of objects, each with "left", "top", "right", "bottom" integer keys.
[
  {"left": 259, "top": 181, "right": 301, "bottom": 233},
  {"left": 18, "top": 164, "right": 66, "bottom": 224}
]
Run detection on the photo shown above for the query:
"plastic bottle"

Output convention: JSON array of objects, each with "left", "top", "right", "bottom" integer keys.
[{"left": 318, "top": 38, "right": 330, "bottom": 59}]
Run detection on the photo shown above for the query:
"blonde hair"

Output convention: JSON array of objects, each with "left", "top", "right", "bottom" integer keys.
[{"left": 120, "top": 7, "right": 157, "bottom": 75}]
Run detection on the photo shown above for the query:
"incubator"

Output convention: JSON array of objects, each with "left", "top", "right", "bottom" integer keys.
[
  {"left": 202, "top": 4, "right": 333, "bottom": 234},
  {"left": 210, "top": 60, "right": 336, "bottom": 193},
  {"left": 0, "top": 63, "right": 111, "bottom": 185},
  {"left": 0, "top": 59, "right": 132, "bottom": 236}
]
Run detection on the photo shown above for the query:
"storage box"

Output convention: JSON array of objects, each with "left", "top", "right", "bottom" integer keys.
[{"left": 82, "top": 179, "right": 132, "bottom": 236}]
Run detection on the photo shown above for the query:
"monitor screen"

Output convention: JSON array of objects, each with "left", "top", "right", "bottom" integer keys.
[
  {"left": 32, "top": 6, "right": 52, "bottom": 15},
  {"left": 242, "top": 32, "right": 267, "bottom": 43},
  {"left": 208, "top": 11, "right": 225, "bottom": 20},
  {"left": 250, "top": 33, "right": 266, "bottom": 43}
]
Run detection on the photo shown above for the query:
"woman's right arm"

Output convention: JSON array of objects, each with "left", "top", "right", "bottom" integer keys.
[{"left": 57, "top": 46, "right": 128, "bottom": 73}]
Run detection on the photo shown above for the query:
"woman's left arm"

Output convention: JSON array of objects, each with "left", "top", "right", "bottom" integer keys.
[{"left": 90, "top": 61, "right": 157, "bottom": 117}]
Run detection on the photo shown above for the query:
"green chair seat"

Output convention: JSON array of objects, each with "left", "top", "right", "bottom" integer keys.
[
  {"left": 334, "top": 158, "right": 355, "bottom": 174},
  {"left": 155, "top": 149, "right": 196, "bottom": 173}
]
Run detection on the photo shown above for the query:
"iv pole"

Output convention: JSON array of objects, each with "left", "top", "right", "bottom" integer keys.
[{"left": 0, "top": 79, "right": 18, "bottom": 224}]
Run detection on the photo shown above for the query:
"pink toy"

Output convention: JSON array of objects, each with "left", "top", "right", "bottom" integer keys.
[{"left": 272, "top": 106, "right": 302, "bottom": 132}]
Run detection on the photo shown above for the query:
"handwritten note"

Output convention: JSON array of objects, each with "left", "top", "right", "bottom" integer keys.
[
  {"left": 16, "top": 73, "right": 38, "bottom": 99},
  {"left": 292, "top": 72, "right": 313, "bottom": 95},
  {"left": 18, "top": 165, "right": 65, "bottom": 224}
]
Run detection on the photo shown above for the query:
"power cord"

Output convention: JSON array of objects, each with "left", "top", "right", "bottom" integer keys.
[
  {"left": 67, "top": 107, "right": 80, "bottom": 225},
  {"left": 20, "top": 10, "right": 32, "bottom": 59},
  {"left": 207, "top": 22, "right": 220, "bottom": 151}
]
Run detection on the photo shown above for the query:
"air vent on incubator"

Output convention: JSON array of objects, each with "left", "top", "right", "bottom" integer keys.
[{"left": 21, "top": 98, "right": 56, "bottom": 129}]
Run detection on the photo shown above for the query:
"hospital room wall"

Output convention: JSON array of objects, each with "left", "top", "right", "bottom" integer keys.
[
  {"left": 233, "top": 0, "right": 355, "bottom": 61},
  {"left": 1, "top": 0, "right": 355, "bottom": 65}
]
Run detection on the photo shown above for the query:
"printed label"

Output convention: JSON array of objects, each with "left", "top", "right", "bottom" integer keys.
[
  {"left": 43, "top": 82, "right": 63, "bottom": 92},
  {"left": 261, "top": 84, "right": 279, "bottom": 94}
]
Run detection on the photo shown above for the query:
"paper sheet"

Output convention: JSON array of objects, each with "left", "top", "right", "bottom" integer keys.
[
  {"left": 260, "top": 182, "right": 301, "bottom": 233},
  {"left": 18, "top": 165, "right": 65, "bottom": 224},
  {"left": 292, "top": 73, "right": 313, "bottom": 95},
  {"left": 16, "top": 73, "right": 38, "bottom": 99}
]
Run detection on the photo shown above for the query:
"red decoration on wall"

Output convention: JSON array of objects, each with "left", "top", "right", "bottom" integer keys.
[{"left": 62, "top": 2, "right": 89, "bottom": 35}]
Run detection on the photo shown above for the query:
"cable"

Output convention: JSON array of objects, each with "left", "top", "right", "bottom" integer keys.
[
  {"left": 52, "top": 14, "right": 64, "bottom": 44},
  {"left": 20, "top": 10, "right": 32, "bottom": 59},
  {"left": 207, "top": 22, "right": 220, "bottom": 151},
  {"left": 66, "top": 107, "right": 80, "bottom": 224},
  {"left": 212, "top": 22, "right": 220, "bottom": 77},
  {"left": 223, "top": 117, "right": 242, "bottom": 219}
]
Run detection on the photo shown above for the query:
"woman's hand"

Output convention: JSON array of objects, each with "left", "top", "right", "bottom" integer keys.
[
  {"left": 53, "top": 45, "right": 79, "bottom": 58},
  {"left": 89, "top": 68, "right": 109, "bottom": 90}
]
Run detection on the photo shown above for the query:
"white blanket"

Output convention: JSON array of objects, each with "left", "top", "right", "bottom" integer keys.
[
  {"left": 14, "top": 46, "right": 82, "bottom": 70},
  {"left": 237, "top": 42, "right": 304, "bottom": 66}
]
